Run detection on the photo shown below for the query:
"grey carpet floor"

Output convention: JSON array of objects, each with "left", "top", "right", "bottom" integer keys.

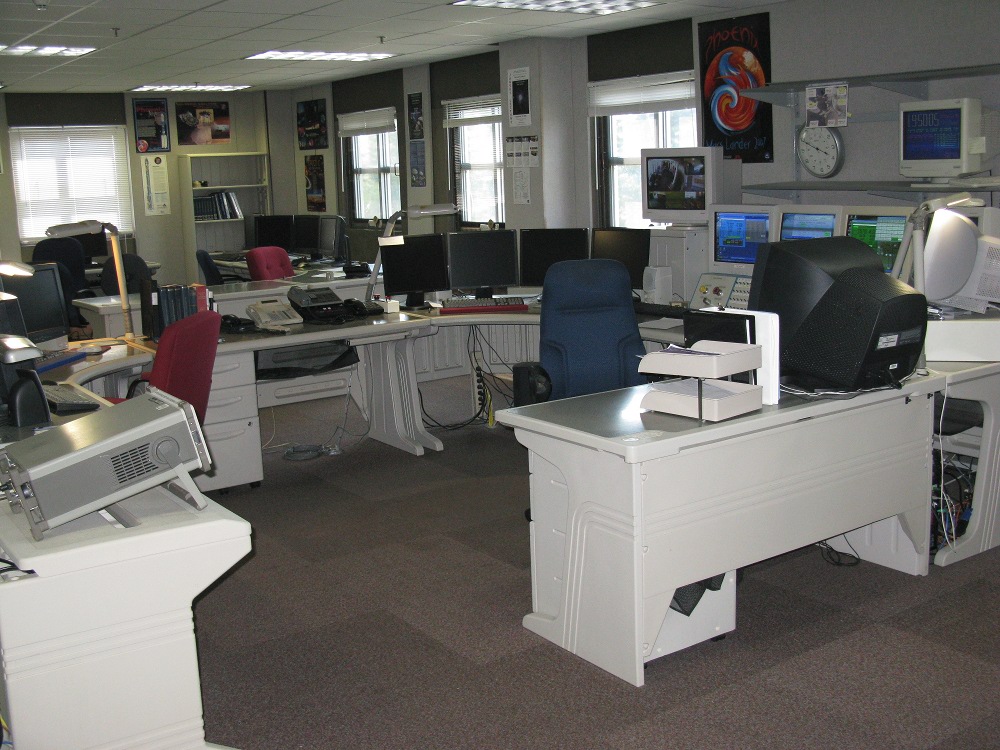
[{"left": 196, "top": 376, "right": 1000, "bottom": 750}]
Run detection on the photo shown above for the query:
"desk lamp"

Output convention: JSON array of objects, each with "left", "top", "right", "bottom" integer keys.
[
  {"left": 365, "top": 204, "right": 458, "bottom": 302},
  {"left": 45, "top": 219, "right": 135, "bottom": 340}
]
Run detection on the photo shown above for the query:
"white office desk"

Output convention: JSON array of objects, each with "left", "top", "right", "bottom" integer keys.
[
  {"left": 0, "top": 484, "right": 250, "bottom": 749},
  {"left": 496, "top": 375, "right": 946, "bottom": 686}
]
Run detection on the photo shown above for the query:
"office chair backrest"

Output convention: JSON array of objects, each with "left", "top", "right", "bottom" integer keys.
[
  {"left": 246, "top": 245, "right": 293, "bottom": 280},
  {"left": 32, "top": 237, "right": 89, "bottom": 295},
  {"left": 540, "top": 259, "right": 646, "bottom": 400},
  {"left": 148, "top": 310, "right": 222, "bottom": 424},
  {"left": 101, "top": 254, "right": 152, "bottom": 295},
  {"left": 196, "top": 249, "right": 225, "bottom": 285}
]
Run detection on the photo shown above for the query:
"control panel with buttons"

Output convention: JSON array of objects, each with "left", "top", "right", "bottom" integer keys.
[{"left": 688, "top": 273, "right": 753, "bottom": 310}]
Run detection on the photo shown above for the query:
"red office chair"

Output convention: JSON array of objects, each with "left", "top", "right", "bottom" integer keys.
[
  {"left": 245, "top": 245, "right": 293, "bottom": 280},
  {"left": 122, "top": 310, "right": 222, "bottom": 424}
]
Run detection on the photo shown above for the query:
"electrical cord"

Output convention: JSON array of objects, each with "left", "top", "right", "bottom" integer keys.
[{"left": 816, "top": 537, "right": 861, "bottom": 566}]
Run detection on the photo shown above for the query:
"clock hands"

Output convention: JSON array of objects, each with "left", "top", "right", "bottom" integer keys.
[{"left": 801, "top": 140, "right": 833, "bottom": 158}]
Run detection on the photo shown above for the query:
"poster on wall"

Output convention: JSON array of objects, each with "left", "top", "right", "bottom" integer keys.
[
  {"left": 508, "top": 67, "right": 531, "bottom": 127},
  {"left": 297, "top": 99, "right": 328, "bottom": 150},
  {"left": 175, "top": 101, "right": 231, "bottom": 146},
  {"left": 806, "top": 82, "right": 848, "bottom": 127},
  {"left": 697, "top": 13, "right": 773, "bottom": 163},
  {"left": 141, "top": 155, "right": 170, "bottom": 216},
  {"left": 305, "top": 155, "right": 326, "bottom": 212},
  {"left": 409, "top": 141, "right": 426, "bottom": 187},
  {"left": 133, "top": 98, "right": 170, "bottom": 153},
  {"left": 407, "top": 93, "right": 424, "bottom": 140}
]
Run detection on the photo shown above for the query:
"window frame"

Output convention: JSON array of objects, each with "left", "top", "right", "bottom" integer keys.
[
  {"left": 443, "top": 95, "right": 505, "bottom": 229},
  {"left": 337, "top": 107, "right": 401, "bottom": 226}
]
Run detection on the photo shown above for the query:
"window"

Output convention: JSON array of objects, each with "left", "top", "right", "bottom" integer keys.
[
  {"left": 337, "top": 107, "right": 400, "bottom": 223},
  {"left": 8, "top": 125, "right": 135, "bottom": 240},
  {"left": 443, "top": 95, "right": 504, "bottom": 226},
  {"left": 590, "top": 73, "right": 697, "bottom": 228}
]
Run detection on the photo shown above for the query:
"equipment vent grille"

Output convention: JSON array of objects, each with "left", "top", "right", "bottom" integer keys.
[{"left": 108, "top": 444, "right": 156, "bottom": 485}]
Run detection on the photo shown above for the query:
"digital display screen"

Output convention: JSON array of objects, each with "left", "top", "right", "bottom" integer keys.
[
  {"left": 780, "top": 212, "right": 837, "bottom": 241},
  {"left": 645, "top": 156, "right": 706, "bottom": 212},
  {"left": 846, "top": 214, "right": 907, "bottom": 272},
  {"left": 902, "top": 107, "right": 961, "bottom": 161},
  {"left": 714, "top": 211, "right": 770, "bottom": 265}
]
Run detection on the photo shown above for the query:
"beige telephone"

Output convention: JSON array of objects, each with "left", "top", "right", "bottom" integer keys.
[{"left": 246, "top": 298, "right": 303, "bottom": 330}]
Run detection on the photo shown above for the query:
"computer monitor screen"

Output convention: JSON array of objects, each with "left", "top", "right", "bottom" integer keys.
[
  {"left": 446, "top": 230, "right": 519, "bottom": 298},
  {"left": 591, "top": 228, "right": 650, "bottom": 289},
  {"left": 293, "top": 215, "right": 321, "bottom": 259},
  {"left": 254, "top": 214, "right": 295, "bottom": 251},
  {"left": 0, "top": 264, "right": 69, "bottom": 353},
  {"left": 748, "top": 237, "right": 925, "bottom": 391},
  {"left": 640, "top": 147, "right": 741, "bottom": 225},
  {"left": 900, "top": 98, "right": 983, "bottom": 179},
  {"left": 778, "top": 208, "right": 841, "bottom": 241},
  {"left": 518, "top": 228, "right": 589, "bottom": 286},
  {"left": 709, "top": 206, "right": 774, "bottom": 277},
  {"left": 843, "top": 209, "right": 911, "bottom": 273},
  {"left": 380, "top": 234, "right": 450, "bottom": 309},
  {"left": 70, "top": 229, "right": 108, "bottom": 260},
  {"left": 319, "top": 216, "right": 348, "bottom": 260}
]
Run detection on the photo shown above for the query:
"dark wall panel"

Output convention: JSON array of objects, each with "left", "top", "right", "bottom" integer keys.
[
  {"left": 587, "top": 20, "right": 693, "bottom": 82},
  {"left": 6, "top": 93, "right": 127, "bottom": 126}
]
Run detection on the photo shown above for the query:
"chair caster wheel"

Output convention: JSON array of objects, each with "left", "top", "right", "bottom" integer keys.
[{"left": 250, "top": 481, "right": 262, "bottom": 489}]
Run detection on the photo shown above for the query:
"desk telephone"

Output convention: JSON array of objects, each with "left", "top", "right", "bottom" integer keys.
[
  {"left": 689, "top": 273, "right": 752, "bottom": 310},
  {"left": 286, "top": 286, "right": 384, "bottom": 321},
  {"left": 246, "top": 298, "right": 303, "bottom": 330}
]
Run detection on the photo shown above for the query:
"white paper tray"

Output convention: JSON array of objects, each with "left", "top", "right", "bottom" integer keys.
[{"left": 640, "top": 378, "right": 763, "bottom": 421}]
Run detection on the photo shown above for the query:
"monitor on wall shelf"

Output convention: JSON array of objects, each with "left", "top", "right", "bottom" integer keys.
[
  {"left": 0, "top": 264, "right": 70, "bottom": 353},
  {"left": 899, "top": 98, "right": 988, "bottom": 181},
  {"left": 591, "top": 228, "right": 650, "bottom": 290},
  {"left": 842, "top": 206, "right": 913, "bottom": 273},
  {"left": 923, "top": 208, "right": 1000, "bottom": 315},
  {"left": 708, "top": 205, "right": 776, "bottom": 277},
  {"left": 446, "top": 230, "right": 519, "bottom": 298},
  {"left": 640, "top": 147, "right": 742, "bottom": 226},
  {"left": 379, "top": 233, "right": 450, "bottom": 310},
  {"left": 776, "top": 205, "right": 844, "bottom": 241},
  {"left": 518, "top": 228, "right": 590, "bottom": 287}
]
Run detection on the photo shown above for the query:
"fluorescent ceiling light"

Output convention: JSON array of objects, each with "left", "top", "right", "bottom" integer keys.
[
  {"left": 132, "top": 84, "right": 251, "bottom": 92},
  {"left": 450, "top": 0, "right": 655, "bottom": 13},
  {"left": 246, "top": 50, "right": 395, "bottom": 62},
  {"left": 0, "top": 45, "right": 94, "bottom": 56}
]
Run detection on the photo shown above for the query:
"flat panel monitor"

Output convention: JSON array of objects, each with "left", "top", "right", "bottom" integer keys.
[
  {"left": 591, "top": 228, "right": 650, "bottom": 289},
  {"left": 843, "top": 207, "right": 912, "bottom": 273},
  {"left": 518, "top": 228, "right": 589, "bottom": 287},
  {"left": 446, "top": 230, "right": 518, "bottom": 298},
  {"left": 900, "top": 98, "right": 983, "bottom": 180},
  {"left": 640, "top": 147, "right": 742, "bottom": 225},
  {"left": 254, "top": 214, "right": 294, "bottom": 252},
  {"left": 380, "top": 233, "right": 450, "bottom": 309},
  {"left": 70, "top": 229, "right": 108, "bottom": 260},
  {"left": 748, "top": 237, "right": 925, "bottom": 391},
  {"left": 776, "top": 206, "right": 842, "bottom": 241},
  {"left": 293, "top": 214, "right": 321, "bottom": 260},
  {"left": 708, "top": 205, "right": 775, "bottom": 277},
  {"left": 0, "top": 263, "right": 69, "bottom": 353},
  {"left": 319, "top": 216, "right": 349, "bottom": 260}
]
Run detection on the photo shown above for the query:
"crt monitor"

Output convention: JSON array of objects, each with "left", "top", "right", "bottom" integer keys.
[
  {"left": 640, "top": 147, "right": 742, "bottom": 225},
  {"left": 518, "top": 228, "right": 589, "bottom": 287},
  {"left": 708, "top": 205, "right": 775, "bottom": 277},
  {"left": 446, "top": 230, "right": 518, "bottom": 298},
  {"left": 923, "top": 208, "right": 1000, "bottom": 315},
  {"left": 843, "top": 207, "right": 912, "bottom": 273},
  {"left": 591, "top": 228, "right": 650, "bottom": 290},
  {"left": 899, "top": 98, "right": 985, "bottom": 180},
  {"left": 380, "top": 233, "right": 450, "bottom": 309},
  {"left": 293, "top": 215, "right": 321, "bottom": 260},
  {"left": 0, "top": 263, "right": 70, "bottom": 353},
  {"left": 776, "top": 205, "right": 843, "bottom": 241},
  {"left": 70, "top": 229, "right": 108, "bottom": 261},
  {"left": 254, "top": 214, "right": 295, "bottom": 251},
  {"left": 748, "top": 236, "right": 926, "bottom": 391}
]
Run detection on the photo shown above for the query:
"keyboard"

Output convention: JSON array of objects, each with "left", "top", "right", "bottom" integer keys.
[
  {"left": 34, "top": 350, "right": 87, "bottom": 374},
  {"left": 439, "top": 297, "right": 529, "bottom": 315},
  {"left": 633, "top": 300, "right": 687, "bottom": 319},
  {"left": 43, "top": 384, "right": 101, "bottom": 413},
  {"left": 214, "top": 252, "right": 247, "bottom": 262}
]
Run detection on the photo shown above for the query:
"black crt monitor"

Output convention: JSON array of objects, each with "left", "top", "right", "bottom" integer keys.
[
  {"left": 748, "top": 236, "right": 926, "bottom": 391},
  {"left": 446, "top": 230, "right": 519, "bottom": 298},
  {"left": 293, "top": 215, "right": 322, "bottom": 260},
  {"left": 591, "top": 228, "right": 650, "bottom": 289},
  {"left": 71, "top": 229, "right": 109, "bottom": 261},
  {"left": 518, "top": 228, "right": 589, "bottom": 286},
  {"left": 0, "top": 264, "right": 70, "bottom": 353},
  {"left": 844, "top": 211, "right": 910, "bottom": 273},
  {"left": 254, "top": 214, "right": 295, "bottom": 251},
  {"left": 380, "top": 233, "right": 450, "bottom": 310},
  {"left": 779, "top": 210, "right": 840, "bottom": 241}
]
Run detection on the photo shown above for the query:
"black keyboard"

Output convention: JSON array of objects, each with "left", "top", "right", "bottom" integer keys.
[
  {"left": 43, "top": 384, "right": 101, "bottom": 413},
  {"left": 214, "top": 252, "right": 247, "bottom": 263},
  {"left": 633, "top": 300, "right": 687, "bottom": 319}
]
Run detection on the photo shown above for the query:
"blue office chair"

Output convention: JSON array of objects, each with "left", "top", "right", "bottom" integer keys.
[
  {"left": 32, "top": 237, "right": 91, "bottom": 297},
  {"left": 196, "top": 249, "right": 242, "bottom": 286},
  {"left": 529, "top": 258, "right": 646, "bottom": 402}
]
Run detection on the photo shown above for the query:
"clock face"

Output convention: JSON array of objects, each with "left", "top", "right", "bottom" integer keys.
[{"left": 796, "top": 125, "right": 844, "bottom": 178}]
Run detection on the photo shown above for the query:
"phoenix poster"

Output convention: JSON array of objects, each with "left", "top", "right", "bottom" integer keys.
[{"left": 698, "top": 13, "right": 773, "bottom": 163}]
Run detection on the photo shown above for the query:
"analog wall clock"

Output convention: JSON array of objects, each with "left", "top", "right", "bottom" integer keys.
[{"left": 796, "top": 125, "right": 845, "bottom": 178}]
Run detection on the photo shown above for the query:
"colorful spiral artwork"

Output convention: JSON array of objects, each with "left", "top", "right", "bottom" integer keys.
[{"left": 704, "top": 47, "right": 766, "bottom": 136}]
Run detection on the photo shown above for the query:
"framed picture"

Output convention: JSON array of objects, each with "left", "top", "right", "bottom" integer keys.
[
  {"left": 133, "top": 98, "right": 170, "bottom": 153},
  {"left": 176, "top": 101, "right": 231, "bottom": 146}
]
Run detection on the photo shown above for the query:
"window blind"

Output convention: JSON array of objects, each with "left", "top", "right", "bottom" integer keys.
[
  {"left": 442, "top": 95, "right": 502, "bottom": 129},
  {"left": 337, "top": 107, "right": 397, "bottom": 138},
  {"left": 587, "top": 72, "right": 696, "bottom": 117},
  {"left": 8, "top": 125, "right": 135, "bottom": 240}
]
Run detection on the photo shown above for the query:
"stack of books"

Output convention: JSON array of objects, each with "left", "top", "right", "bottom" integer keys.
[
  {"left": 140, "top": 281, "right": 214, "bottom": 340},
  {"left": 193, "top": 191, "right": 243, "bottom": 221}
]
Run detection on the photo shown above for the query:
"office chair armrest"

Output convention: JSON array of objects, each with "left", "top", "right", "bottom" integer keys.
[{"left": 512, "top": 361, "right": 551, "bottom": 406}]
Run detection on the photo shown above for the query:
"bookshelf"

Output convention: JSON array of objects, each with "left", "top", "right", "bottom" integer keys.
[{"left": 179, "top": 152, "right": 272, "bottom": 283}]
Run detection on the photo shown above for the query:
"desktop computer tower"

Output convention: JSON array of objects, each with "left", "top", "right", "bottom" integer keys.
[{"left": 649, "top": 227, "right": 708, "bottom": 303}]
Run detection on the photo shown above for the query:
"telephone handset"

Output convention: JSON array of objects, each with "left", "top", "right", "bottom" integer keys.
[{"left": 246, "top": 298, "right": 303, "bottom": 330}]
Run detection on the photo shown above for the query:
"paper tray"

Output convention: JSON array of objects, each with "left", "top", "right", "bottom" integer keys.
[
  {"left": 640, "top": 378, "right": 763, "bottom": 421},
  {"left": 639, "top": 341, "right": 762, "bottom": 379}
]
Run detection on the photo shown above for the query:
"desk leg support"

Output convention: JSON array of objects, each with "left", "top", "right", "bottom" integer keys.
[{"left": 361, "top": 337, "right": 443, "bottom": 456}]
